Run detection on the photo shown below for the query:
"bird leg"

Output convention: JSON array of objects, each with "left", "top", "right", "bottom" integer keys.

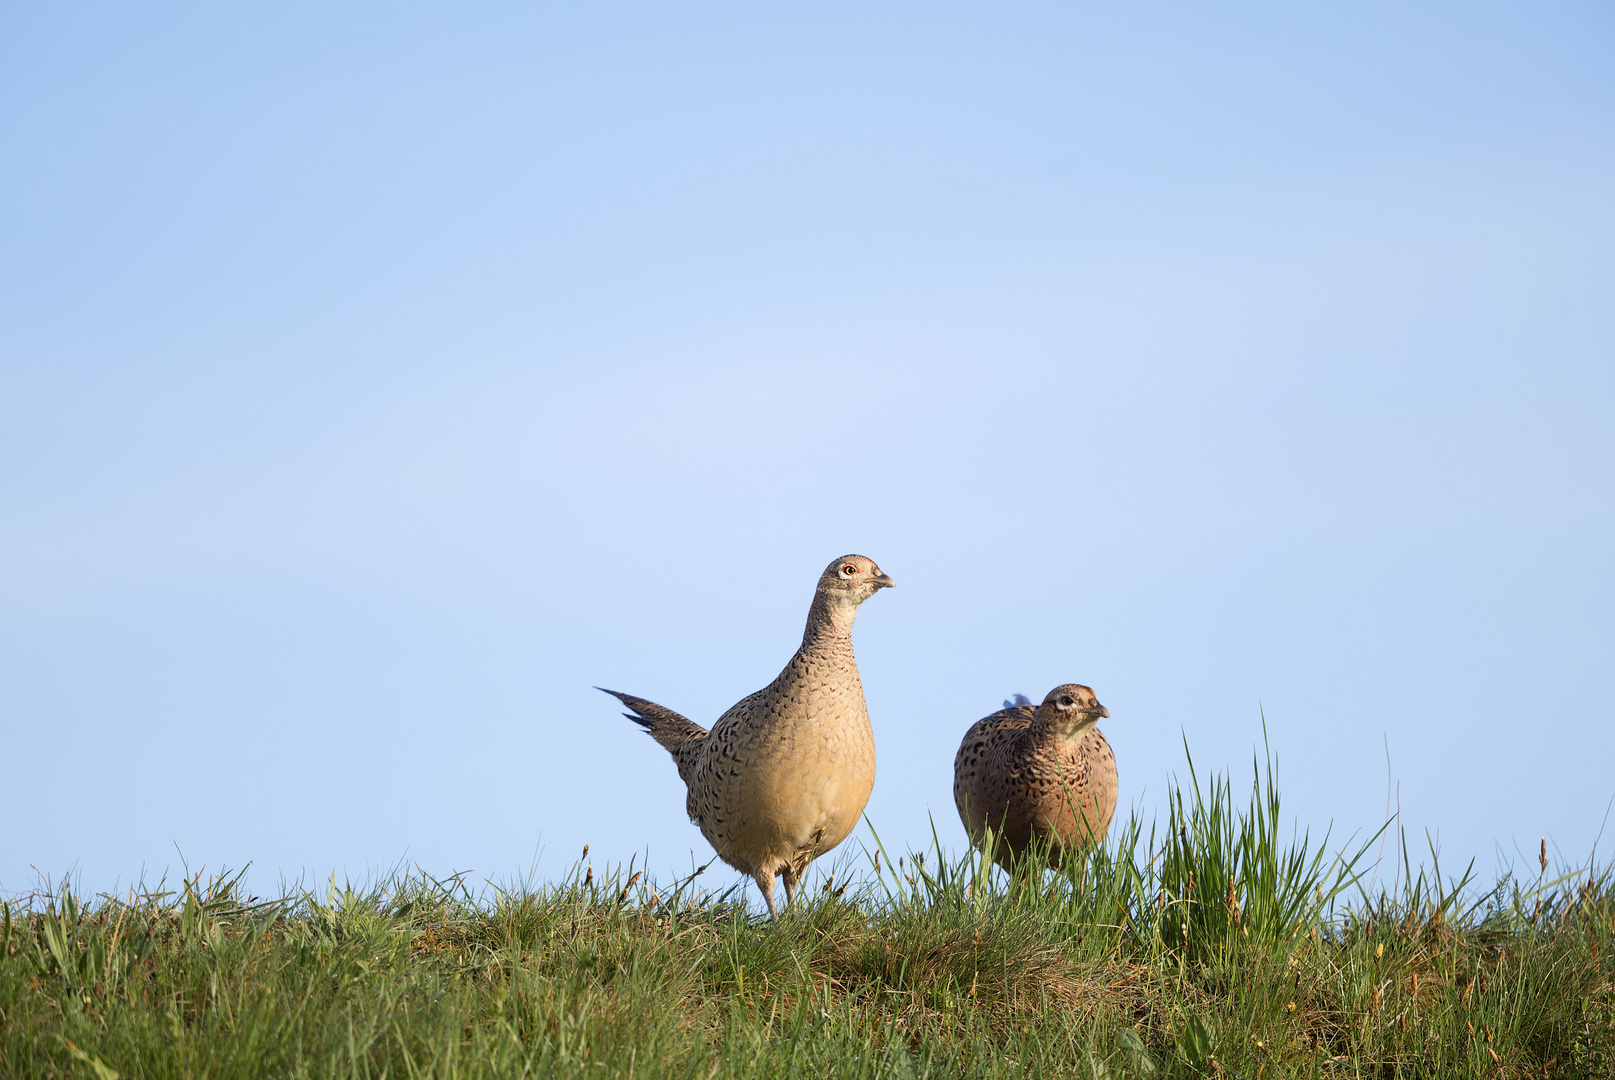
[
  {"left": 754, "top": 870, "right": 780, "bottom": 922},
  {"left": 781, "top": 831, "right": 817, "bottom": 912}
]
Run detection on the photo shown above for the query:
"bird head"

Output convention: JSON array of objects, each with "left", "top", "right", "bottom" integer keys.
[
  {"left": 816, "top": 554, "right": 895, "bottom": 606},
  {"left": 1035, "top": 683, "right": 1109, "bottom": 740}
]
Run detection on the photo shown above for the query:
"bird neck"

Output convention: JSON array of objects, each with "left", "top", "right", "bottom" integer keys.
[
  {"left": 1029, "top": 714, "right": 1097, "bottom": 746},
  {"left": 801, "top": 592, "right": 859, "bottom": 650}
]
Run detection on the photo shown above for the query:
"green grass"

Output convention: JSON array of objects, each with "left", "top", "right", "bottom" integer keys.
[{"left": 4, "top": 753, "right": 1611, "bottom": 1079}]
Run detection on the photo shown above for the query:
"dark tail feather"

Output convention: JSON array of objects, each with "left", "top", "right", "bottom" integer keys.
[{"left": 597, "top": 687, "right": 709, "bottom": 786}]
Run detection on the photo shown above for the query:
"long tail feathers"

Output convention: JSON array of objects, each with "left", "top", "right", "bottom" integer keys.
[{"left": 597, "top": 687, "right": 709, "bottom": 786}]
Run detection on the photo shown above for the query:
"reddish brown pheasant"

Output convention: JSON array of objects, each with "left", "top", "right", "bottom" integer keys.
[{"left": 953, "top": 683, "right": 1118, "bottom": 871}]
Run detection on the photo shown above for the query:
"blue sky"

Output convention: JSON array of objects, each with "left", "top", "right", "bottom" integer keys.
[{"left": 3, "top": 2, "right": 1612, "bottom": 901}]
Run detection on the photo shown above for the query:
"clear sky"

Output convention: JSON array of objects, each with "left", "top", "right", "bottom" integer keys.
[{"left": 3, "top": 3, "right": 1612, "bottom": 902}]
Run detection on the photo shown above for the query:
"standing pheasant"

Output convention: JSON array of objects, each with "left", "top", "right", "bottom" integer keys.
[
  {"left": 952, "top": 684, "right": 1117, "bottom": 871},
  {"left": 600, "top": 554, "right": 894, "bottom": 920}
]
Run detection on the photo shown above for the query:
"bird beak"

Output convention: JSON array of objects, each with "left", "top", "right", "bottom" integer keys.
[
  {"left": 1089, "top": 705, "right": 1110, "bottom": 719},
  {"left": 870, "top": 573, "right": 895, "bottom": 589}
]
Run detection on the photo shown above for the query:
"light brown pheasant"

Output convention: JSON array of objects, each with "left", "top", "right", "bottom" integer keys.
[{"left": 601, "top": 554, "right": 893, "bottom": 919}]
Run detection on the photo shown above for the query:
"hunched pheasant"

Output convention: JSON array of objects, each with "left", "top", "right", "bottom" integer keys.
[{"left": 952, "top": 683, "right": 1117, "bottom": 871}]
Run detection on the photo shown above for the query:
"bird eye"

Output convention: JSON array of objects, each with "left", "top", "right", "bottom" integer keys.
[
  {"left": 841, "top": 564, "right": 857, "bottom": 576},
  {"left": 1060, "top": 696, "right": 1073, "bottom": 706}
]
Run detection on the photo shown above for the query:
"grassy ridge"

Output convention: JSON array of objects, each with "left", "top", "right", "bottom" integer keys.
[{"left": 4, "top": 758, "right": 1611, "bottom": 1079}]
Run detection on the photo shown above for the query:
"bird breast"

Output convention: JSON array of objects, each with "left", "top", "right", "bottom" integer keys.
[{"left": 696, "top": 660, "right": 875, "bottom": 857}]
